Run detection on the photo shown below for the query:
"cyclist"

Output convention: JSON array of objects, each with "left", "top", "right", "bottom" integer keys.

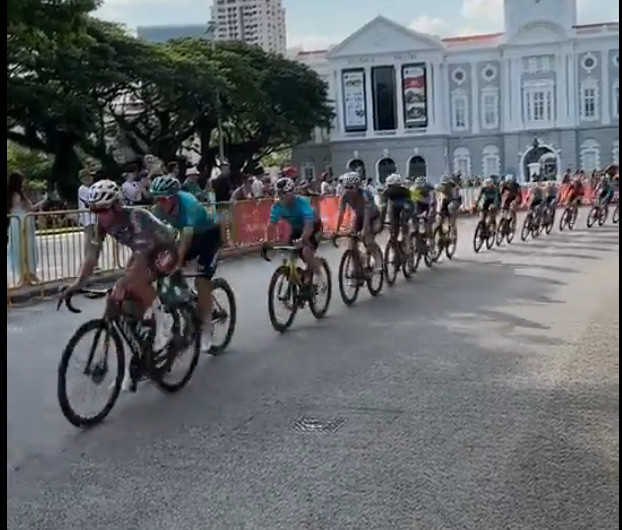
[
  {"left": 543, "top": 180, "right": 559, "bottom": 222},
  {"left": 565, "top": 175, "right": 585, "bottom": 207},
  {"left": 150, "top": 175, "right": 222, "bottom": 353},
  {"left": 62, "top": 180, "right": 178, "bottom": 384},
  {"left": 379, "top": 173, "right": 416, "bottom": 253},
  {"left": 526, "top": 181, "right": 546, "bottom": 222},
  {"left": 409, "top": 175, "right": 436, "bottom": 238},
  {"left": 263, "top": 177, "right": 323, "bottom": 295},
  {"left": 500, "top": 174, "right": 522, "bottom": 212},
  {"left": 474, "top": 177, "right": 501, "bottom": 225},
  {"left": 333, "top": 171, "right": 379, "bottom": 246},
  {"left": 436, "top": 175, "right": 460, "bottom": 230},
  {"left": 595, "top": 173, "right": 615, "bottom": 209}
]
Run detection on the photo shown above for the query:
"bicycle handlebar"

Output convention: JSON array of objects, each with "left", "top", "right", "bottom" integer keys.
[
  {"left": 260, "top": 244, "right": 298, "bottom": 262},
  {"left": 57, "top": 287, "right": 109, "bottom": 314}
]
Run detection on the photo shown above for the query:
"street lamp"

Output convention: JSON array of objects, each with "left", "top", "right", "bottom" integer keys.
[{"left": 205, "top": 20, "right": 226, "bottom": 164}]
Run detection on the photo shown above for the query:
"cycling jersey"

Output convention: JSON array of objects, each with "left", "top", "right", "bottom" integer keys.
[
  {"left": 96, "top": 207, "right": 177, "bottom": 260},
  {"left": 152, "top": 191, "right": 218, "bottom": 233},
  {"left": 436, "top": 182, "right": 456, "bottom": 199},
  {"left": 544, "top": 184, "right": 558, "bottom": 199},
  {"left": 478, "top": 186, "right": 500, "bottom": 205},
  {"left": 269, "top": 195, "right": 317, "bottom": 231},
  {"left": 410, "top": 184, "right": 435, "bottom": 204},
  {"left": 340, "top": 188, "right": 379, "bottom": 232},
  {"left": 380, "top": 185, "right": 412, "bottom": 206},
  {"left": 501, "top": 182, "right": 521, "bottom": 199}
]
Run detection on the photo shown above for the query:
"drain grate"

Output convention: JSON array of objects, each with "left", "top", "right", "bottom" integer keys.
[{"left": 291, "top": 417, "right": 346, "bottom": 433}]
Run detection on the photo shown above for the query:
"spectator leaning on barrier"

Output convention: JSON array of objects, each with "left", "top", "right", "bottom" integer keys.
[
  {"left": 231, "top": 175, "right": 255, "bottom": 201},
  {"left": 77, "top": 169, "right": 98, "bottom": 261},
  {"left": 121, "top": 164, "right": 142, "bottom": 205}
]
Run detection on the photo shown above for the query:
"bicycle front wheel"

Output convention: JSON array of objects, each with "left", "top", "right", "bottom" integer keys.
[
  {"left": 267, "top": 265, "right": 298, "bottom": 332},
  {"left": 338, "top": 249, "right": 361, "bottom": 306},
  {"left": 57, "top": 319, "right": 125, "bottom": 428},
  {"left": 309, "top": 258, "right": 332, "bottom": 319}
]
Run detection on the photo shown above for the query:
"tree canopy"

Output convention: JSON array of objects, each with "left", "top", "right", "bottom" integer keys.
[{"left": 7, "top": 0, "right": 333, "bottom": 198}]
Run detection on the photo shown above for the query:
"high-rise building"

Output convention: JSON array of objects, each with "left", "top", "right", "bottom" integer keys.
[
  {"left": 210, "top": 0, "right": 286, "bottom": 54},
  {"left": 137, "top": 24, "right": 212, "bottom": 43}
]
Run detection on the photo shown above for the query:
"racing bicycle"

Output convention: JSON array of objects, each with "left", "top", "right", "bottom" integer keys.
[
  {"left": 587, "top": 202, "right": 609, "bottom": 227},
  {"left": 57, "top": 273, "right": 236, "bottom": 428},
  {"left": 559, "top": 200, "right": 579, "bottom": 231},
  {"left": 495, "top": 207, "right": 517, "bottom": 246},
  {"left": 261, "top": 244, "right": 332, "bottom": 332},
  {"left": 473, "top": 209, "right": 497, "bottom": 253},
  {"left": 432, "top": 212, "right": 457, "bottom": 261},
  {"left": 333, "top": 233, "right": 384, "bottom": 306}
]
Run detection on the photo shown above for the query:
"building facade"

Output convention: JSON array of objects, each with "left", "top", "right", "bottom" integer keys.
[
  {"left": 292, "top": 0, "right": 619, "bottom": 183},
  {"left": 211, "top": 0, "right": 286, "bottom": 54}
]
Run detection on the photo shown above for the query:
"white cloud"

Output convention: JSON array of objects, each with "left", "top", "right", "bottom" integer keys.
[
  {"left": 288, "top": 33, "right": 343, "bottom": 51},
  {"left": 461, "top": 0, "right": 503, "bottom": 25},
  {"left": 408, "top": 15, "right": 447, "bottom": 36}
]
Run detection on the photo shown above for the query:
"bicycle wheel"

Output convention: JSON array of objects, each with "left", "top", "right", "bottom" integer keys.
[
  {"left": 366, "top": 243, "right": 384, "bottom": 297},
  {"left": 568, "top": 207, "right": 578, "bottom": 230},
  {"left": 485, "top": 219, "right": 496, "bottom": 250},
  {"left": 338, "top": 249, "right": 360, "bottom": 306},
  {"left": 613, "top": 205, "right": 619, "bottom": 224},
  {"left": 209, "top": 277, "right": 237, "bottom": 355},
  {"left": 146, "top": 302, "right": 201, "bottom": 393},
  {"left": 402, "top": 240, "right": 416, "bottom": 278},
  {"left": 431, "top": 226, "right": 445, "bottom": 262},
  {"left": 57, "top": 319, "right": 125, "bottom": 428},
  {"left": 587, "top": 206, "right": 599, "bottom": 228},
  {"left": 473, "top": 221, "right": 485, "bottom": 253},
  {"left": 495, "top": 220, "right": 505, "bottom": 246},
  {"left": 520, "top": 215, "right": 531, "bottom": 241},
  {"left": 309, "top": 258, "right": 332, "bottom": 319},
  {"left": 267, "top": 265, "right": 298, "bottom": 332},
  {"left": 384, "top": 239, "right": 400, "bottom": 286},
  {"left": 598, "top": 207, "right": 608, "bottom": 226},
  {"left": 445, "top": 225, "right": 457, "bottom": 260},
  {"left": 559, "top": 208, "right": 570, "bottom": 231},
  {"left": 507, "top": 214, "right": 517, "bottom": 244},
  {"left": 409, "top": 232, "right": 423, "bottom": 273}
]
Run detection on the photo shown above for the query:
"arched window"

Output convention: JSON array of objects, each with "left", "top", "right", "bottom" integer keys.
[
  {"left": 377, "top": 158, "right": 397, "bottom": 184},
  {"left": 407, "top": 156, "right": 427, "bottom": 179},
  {"left": 482, "top": 145, "right": 501, "bottom": 177},
  {"left": 579, "top": 139, "right": 601, "bottom": 172},
  {"left": 452, "top": 147, "right": 471, "bottom": 177},
  {"left": 348, "top": 159, "right": 366, "bottom": 179}
]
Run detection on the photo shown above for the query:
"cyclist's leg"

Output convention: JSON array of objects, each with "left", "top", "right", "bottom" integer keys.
[
  {"left": 189, "top": 226, "right": 223, "bottom": 351},
  {"left": 300, "top": 220, "right": 323, "bottom": 277}
]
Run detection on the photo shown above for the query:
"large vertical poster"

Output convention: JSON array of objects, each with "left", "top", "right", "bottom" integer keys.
[
  {"left": 342, "top": 69, "right": 367, "bottom": 132},
  {"left": 402, "top": 64, "right": 428, "bottom": 128}
]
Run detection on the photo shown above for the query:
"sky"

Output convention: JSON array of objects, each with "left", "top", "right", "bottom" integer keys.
[{"left": 96, "top": 0, "right": 620, "bottom": 50}]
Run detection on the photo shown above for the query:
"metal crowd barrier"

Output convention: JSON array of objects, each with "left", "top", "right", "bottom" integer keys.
[{"left": 5, "top": 185, "right": 599, "bottom": 303}]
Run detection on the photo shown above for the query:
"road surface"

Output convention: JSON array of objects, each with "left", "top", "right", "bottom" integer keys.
[{"left": 7, "top": 214, "right": 620, "bottom": 530}]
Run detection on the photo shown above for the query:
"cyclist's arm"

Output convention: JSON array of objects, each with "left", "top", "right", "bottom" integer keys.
[
  {"left": 266, "top": 204, "right": 281, "bottom": 242},
  {"left": 175, "top": 203, "right": 199, "bottom": 268},
  {"left": 75, "top": 226, "right": 105, "bottom": 286}
]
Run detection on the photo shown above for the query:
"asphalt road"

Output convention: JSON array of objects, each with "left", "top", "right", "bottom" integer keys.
[{"left": 7, "top": 212, "right": 620, "bottom": 530}]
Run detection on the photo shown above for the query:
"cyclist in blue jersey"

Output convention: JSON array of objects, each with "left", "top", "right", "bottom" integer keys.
[
  {"left": 151, "top": 175, "right": 222, "bottom": 352},
  {"left": 263, "top": 177, "right": 323, "bottom": 288}
]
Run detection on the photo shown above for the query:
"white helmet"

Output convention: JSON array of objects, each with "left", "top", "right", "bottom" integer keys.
[
  {"left": 415, "top": 176, "right": 428, "bottom": 187},
  {"left": 385, "top": 173, "right": 402, "bottom": 186},
  {"left": 88, "top": 180, "right": 119, "bottom": 209},
  {"left": 275, "top": 177, "right": 295, "bottom": 193},
  {"left": 441, "top": 174, "right": 451, "bottom": 184},
  {"left": 341, "top": 171, "right": 360, "bottom": 188},
  {"left": 484, "top": 177, "right": 494, "bottom": 186},
  {"left": 504, "top": 174, "right": 515, "bottom": 183}
]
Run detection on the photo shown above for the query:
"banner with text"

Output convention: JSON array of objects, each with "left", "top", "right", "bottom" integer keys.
[
  {"left": 402, "top": 64, "right": 428, "bottom": 128},
  {"left": 342, "top": 69, "right": 367, "bottom": 132}
]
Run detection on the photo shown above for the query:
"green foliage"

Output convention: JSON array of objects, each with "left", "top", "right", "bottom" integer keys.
[
  {"left": 7, "top": 0, "right": 334, "bottom": 195},
  {"left": 7, "top": 143, "right": 53, "bottom": 185}
]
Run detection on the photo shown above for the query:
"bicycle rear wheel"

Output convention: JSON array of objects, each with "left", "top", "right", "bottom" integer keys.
[
  {"left": 309, "top": 258, "right": 332, "bottom": 319},
  {"left": 145, "top": 303, "right": 201, "bottom": 393},
  {"left": 473, "top": 221, "right": 485, "bottom": 253},
  {"left": 366, "top": 243, "right": 384, "bottom": 296},
  {"left": 587, "top": 206, "right": 599, "bottom": 228},
  {"left": 384, "top": 239, "right": 400, "bottom": 286},
  {"left": 57, "top": 319, "right": 125, "bottom": 428}
]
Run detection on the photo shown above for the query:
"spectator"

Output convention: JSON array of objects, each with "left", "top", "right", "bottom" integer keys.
[
  {"left": 182, "top": 166, "right": 205, "bottom": 200},
  {"left": 120, "top": 164, "right": 141, "bottom": 205},
  {"left": 77, "top": 169, "right": 97, "bottom": 260},
  {"left": 231, "top": 176, "right": 255, "bottom": 201},
  {"left": 212, "top": 164, "right": 232, "bottom": 204},
  {"left": 251, "top": 173, "right": 264, "bottom": 198},
  {"left": 7, "top": 171, "right": 47, "bottom": 283}
]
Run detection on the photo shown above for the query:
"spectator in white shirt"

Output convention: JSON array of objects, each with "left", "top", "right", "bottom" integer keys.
[
  {"left": 121, "top": 164, "right": 141, "bottom": 205},
  {"left": 77, "top": 169, "right": 97, "bottom": 260}
]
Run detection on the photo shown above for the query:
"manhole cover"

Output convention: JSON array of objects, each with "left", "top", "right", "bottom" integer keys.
[{"left": 291, "top": 417, "right": 346, "bottom": 433}]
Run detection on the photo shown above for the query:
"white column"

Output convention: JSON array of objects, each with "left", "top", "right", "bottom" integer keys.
[
  {"left": 501, "top": 55, "right": 511, "bottom": 130},
  {"left": 567, "top": 49, "right": 578, "bottom": 126},
  {"left": 364, "top": 66, "right": 374, "bottom": 134},
  {"left": 425, "top": 61, "right": 435, "bottom": 130},
  {"left": 432, "top": 61, "right": 444, "bottom": 132},
  {"left": 470, "top": 62, "right": 480, "bottom": 134},
  {"left": 510, "top": 57, "right": 522, "bottom": 129},
  {"left": 334, "top": 70, "right": 344, "bottom": 137},
  {"left": 395, "top": 64, "right": 405, "bottom": 132},
  {"left": 556, "top": 52, "right": 566, "bottom": 126},
  {"left": 601, "top": 49, "right": 610, "bottom": 125},
  {"left": 442, "top": 63, "right": 451, "bottom": 131}
]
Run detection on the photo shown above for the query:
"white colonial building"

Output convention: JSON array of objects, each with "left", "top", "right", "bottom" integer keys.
[{"left": 291, "top": 0, "right": 619, "bottom": 183}]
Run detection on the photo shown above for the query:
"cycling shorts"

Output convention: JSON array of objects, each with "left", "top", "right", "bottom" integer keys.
[
  {"left": 390, "top": 201, "right": 415, "bottom": 231},
  {"left": 185, "top": 225, "right": 223, "bottom": 280},
  {"left": 290, "top": 219, "right": 323, "bottom": 251}
]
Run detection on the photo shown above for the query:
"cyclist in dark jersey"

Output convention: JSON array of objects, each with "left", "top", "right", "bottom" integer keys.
[
  {"left": 63, "top": 180, "right": 178, "bottom": 387},
  {"left": 334, "top": 171, "right": 379, "bottom": 245},
  {"left": 500, "top": 174, "right": 522, "bottom": 211},
  {"left": 379, "top": 173, "right": 415, "bottom": 252},
  {"left": 474, "top": 177, "right": 501, "bottom": 223}
]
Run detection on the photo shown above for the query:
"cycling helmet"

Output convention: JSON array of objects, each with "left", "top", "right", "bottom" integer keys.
[
  {"left": 414, "top": 176, "right": 427, "bottom": 187},
  {"left": 88, "top": 180, "right": 119, "bottom": 209},
  {"left": 275, "top": 177, "right": 295, "bottom": 193},
  {"left": 341, "top": 171, "right": 360, "bottom": 188},
  {"left": 441, "top": 175, "right": 451, "bottom": 184},
  {"left": 150, "top": 175, "right": 181, "bottom": 197},
  {"left": 385, "top": 173, "right": 402, "bottom": 186},
  {"left": 504, "top": 174, "right": 515, "bottom": 183},
  {"left": 484, "top": 177, "right": 494, "bottom": 186}
]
